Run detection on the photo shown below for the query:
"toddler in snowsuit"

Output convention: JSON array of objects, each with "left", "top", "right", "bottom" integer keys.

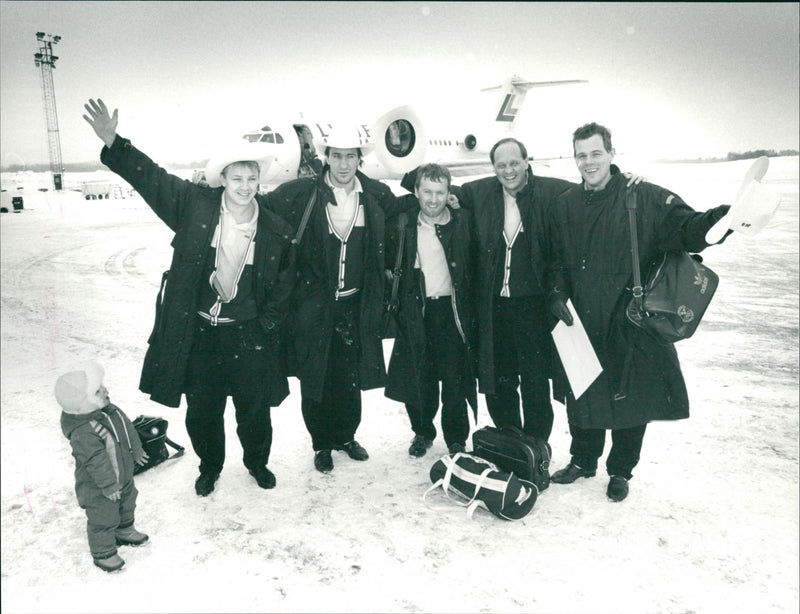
[{"left": 56, "top": 361, "right": 149, "bottom": 572}]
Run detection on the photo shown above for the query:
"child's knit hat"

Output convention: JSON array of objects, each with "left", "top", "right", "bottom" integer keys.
[{"left": 54, "top": 361, "right": 105, "bottom": 413}]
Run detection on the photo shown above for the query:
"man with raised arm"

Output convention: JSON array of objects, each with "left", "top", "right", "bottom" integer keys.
[{"left": 83, "top": 99, "right": 296, "bottom": 497}]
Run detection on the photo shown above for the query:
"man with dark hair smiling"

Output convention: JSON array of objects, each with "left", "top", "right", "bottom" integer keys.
[
  {"left": 265, "top": 126, "right": 407, "bottom": 473},
  {"left": 547, "top": 122, "right": 731, "bottom": 501},
  {"left": 385, "top": 163, "right": 477, "bottom": 458}
]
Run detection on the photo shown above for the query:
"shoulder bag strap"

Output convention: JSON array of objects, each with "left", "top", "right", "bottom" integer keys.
[
  {"left": 292, "top": 186, "right": 318, "bottom": 245},
  {"left": 164, "top": 436, "right": 185, "bottom": 457},
  {"left": 388, "top": 212, "right": 409, "bottom": 311},
  {"left": 625, "top": 188, "right": 644, "bottom": 314}
]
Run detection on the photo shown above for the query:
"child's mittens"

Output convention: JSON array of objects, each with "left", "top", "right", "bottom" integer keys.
[
  {"left": 134, "top": 449, "right": 150, "bottom": 466},
  {"left": 106, "top": 490, "right": 121, "bottom": 501}
]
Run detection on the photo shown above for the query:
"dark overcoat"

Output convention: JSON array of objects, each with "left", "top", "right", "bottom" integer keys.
[
  {"left": 383, "top": 203, "right": 478, "bottom": 411},
  {"left": 263, "top": 168, "right": 402, "bottom": 402},
  {"left": 454, "top": 167, "right": 574, "bottom": 394},
  {"left": 549, "top": 170, "right": 730, "bottom": 429},
  {"left": 101, "top": 136, "right": 297, "bottom": 408}
]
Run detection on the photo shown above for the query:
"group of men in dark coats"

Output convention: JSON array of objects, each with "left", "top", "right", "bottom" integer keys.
[{"left": 85, "top": 96, "right": 730, "bottom": 502}]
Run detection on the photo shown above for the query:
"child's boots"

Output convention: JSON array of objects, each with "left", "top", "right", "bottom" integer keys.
[
  {"left": 115, "top": 526, "right": 149, "bottom": 546},
  {"left": 93, "top": 552, "right": 125, "bottom": 572}
]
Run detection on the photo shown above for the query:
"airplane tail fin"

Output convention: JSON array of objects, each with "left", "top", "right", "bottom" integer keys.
[{"left": 483, "top": 75, "right": 588, "bottom": 129}]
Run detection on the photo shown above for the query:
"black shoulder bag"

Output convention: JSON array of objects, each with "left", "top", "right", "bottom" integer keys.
[{"left": 624, "top": 188, "right": 719, "bottom": 344}]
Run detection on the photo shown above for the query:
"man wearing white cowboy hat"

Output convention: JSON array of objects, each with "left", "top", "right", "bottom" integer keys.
[
  {"left": 83, "top": 98, "right": 297, "bottom": 497},
  {"left": 265, "top": 124, "right": 409, "bottom": 473}
]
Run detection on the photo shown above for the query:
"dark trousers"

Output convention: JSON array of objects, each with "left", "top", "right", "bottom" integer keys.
[
  {"left": 485, "top": 295, "right": 553, "bottom": 441},
  {"left": 568, "top": 423, "right": 647, "bottom": 480},
  {"left": 301, "top": 298, "right": 362, "bottom": 451},
  {"left": 405, "top": 298, "right": 470, "bottom": 447},
  {"left": 185, "top": 318, "right": 274, "bottom": 476},
  {"left": 82, "top": 479, "right": 137, "bottom": 558}
]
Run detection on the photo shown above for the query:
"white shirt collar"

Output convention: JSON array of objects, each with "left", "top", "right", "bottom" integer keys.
[
  {"left": 220, "top": 195, "right": 258, "bottom": 229},
  {"left": 325, "top": 171, "right": 363, "bottom": 201}
]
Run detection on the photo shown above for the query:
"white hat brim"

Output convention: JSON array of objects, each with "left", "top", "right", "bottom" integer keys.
[
  {"left": 204, "top": 142, "right": 274, "bottom": 188},
  {"left": 314, "top": 128, "right": 375, "bottom": 158},
  {"left": 705, "top": 156, "right": 774, "bottom": 244}
]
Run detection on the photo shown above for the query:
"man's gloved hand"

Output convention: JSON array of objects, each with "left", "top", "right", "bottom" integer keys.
[{"left": 549, "top": 289, "right": 573, "bottom": 326}]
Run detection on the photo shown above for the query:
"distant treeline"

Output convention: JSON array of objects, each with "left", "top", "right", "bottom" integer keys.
[
  {"left": 662, "top": 149, "right": 799, "bottom": 163},
  {"left": 725, "top": 149, "right": 798, "bottom": 161}
]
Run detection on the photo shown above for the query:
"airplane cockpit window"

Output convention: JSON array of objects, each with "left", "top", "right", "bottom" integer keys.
[
  {"left": 244, "top": 134, "right": 260, "bottom": 143},
  {"left": 260, "top": 134, "right": 275, "bottom": 143},
  {"left": 275, "top": 134, "right": 284, "bottom": 144},
  {"left": 385, "top": 119, "right": 415, "bottom": 158}
]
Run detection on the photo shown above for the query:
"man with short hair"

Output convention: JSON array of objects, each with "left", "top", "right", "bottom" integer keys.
[
  {"left": 547, "top": 122, "right": 730, "bottom": 501},
  {"left": 83, "top": 98, "right": 296, "bottom": 497},
  {"left": 384, "top": 164, "right": 477, "bottom": 458},
  {"left": 454, "top": 138, "right": 573, "bottom": 443},
  {"left": 265, "top": 126, "right": 406, "bottom": 473}
]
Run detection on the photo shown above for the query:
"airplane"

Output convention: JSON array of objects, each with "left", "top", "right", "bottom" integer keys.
[{"left": 193, "top": 75, "right": 587, "bottom": 186}]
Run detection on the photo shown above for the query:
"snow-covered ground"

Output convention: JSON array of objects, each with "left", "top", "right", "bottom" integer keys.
[{"left": 1, "top": 158, "right": 798, "bottom": 614}]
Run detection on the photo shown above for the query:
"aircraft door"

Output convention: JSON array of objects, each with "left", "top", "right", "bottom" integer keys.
[{"left": 294, "top": 124, "right": 323, "bottom": 178}]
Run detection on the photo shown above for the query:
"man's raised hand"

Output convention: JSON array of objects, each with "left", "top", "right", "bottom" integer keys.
[{"left": 83, "top": 98, "right": 118, "bottom": 148}]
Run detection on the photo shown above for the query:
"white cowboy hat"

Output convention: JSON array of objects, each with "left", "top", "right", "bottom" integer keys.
[
  {"left": 204, "top": 141, "right": 274, "bottom": 188},
  {"left": 705, "top": 156, "right": 782, "bottom": 244},
  {"left": 314, "top": 125, "right": 375, "bottom": 157}
]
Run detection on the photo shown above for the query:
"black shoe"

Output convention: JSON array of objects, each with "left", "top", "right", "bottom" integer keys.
[
  {"left": 607, "top": 475, "right": 629, "bottom": 502},
  {"left": 447, "top": 442, "right": 466, "bottom": 455},
  {"left": 314, "top": 450, "right": 333, "bottom": 473},
  {"left": 409, "top": 435, "right": 434, "bottom": 458},
  {"left": 336, "top": 440, "right": 369, "bottom": 461},
  {"left": 194, "top": 472, "right": 219, "bottom": 497},
  {"left": 249, "top": 465, "right": 277, "bottom": 489},
  {"left": 550, "top": 463, "right": 596, "bottom": 484}
]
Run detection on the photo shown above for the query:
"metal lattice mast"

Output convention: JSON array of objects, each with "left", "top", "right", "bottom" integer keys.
[{"left": 34, "top": 33, "right": 64, "bottom": 191}]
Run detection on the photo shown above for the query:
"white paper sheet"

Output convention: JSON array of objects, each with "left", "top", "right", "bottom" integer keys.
[{"left": 551, "top": 299, "right": 603, "bottom": 400}]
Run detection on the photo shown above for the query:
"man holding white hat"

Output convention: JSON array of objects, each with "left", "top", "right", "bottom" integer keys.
[
  {"left": 705, "top": 156, "right": 782, "bottom": 243},
  {"left": 83, "top": 99, "right": 297, "bottom": 497},
  {"left": 547, "top": 122, "right": 733, "bottom": 503},
  {"left": 265, "top": 124, "right": 408, "bottom": 473}
]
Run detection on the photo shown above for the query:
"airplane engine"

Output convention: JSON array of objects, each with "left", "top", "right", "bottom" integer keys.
[
  {"left": 463, "top": 134, "right": 478, "bottom": 151},
  {"left": 371, "top": 105, "right": 427, "bottom": 174}
]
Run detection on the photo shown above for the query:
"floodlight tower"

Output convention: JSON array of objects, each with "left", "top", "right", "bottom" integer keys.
[{"left": 34, "top": 32, "right": 64, "bottom": 191}]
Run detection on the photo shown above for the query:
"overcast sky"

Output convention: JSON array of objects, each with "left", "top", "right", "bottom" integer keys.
[{"left": 1, "top": 1, "right": 798, "bottom": 167}]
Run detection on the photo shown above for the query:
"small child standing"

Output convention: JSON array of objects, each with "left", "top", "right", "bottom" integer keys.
[{"left": 56, "top": 361, "right": 149, "bottom": 572}]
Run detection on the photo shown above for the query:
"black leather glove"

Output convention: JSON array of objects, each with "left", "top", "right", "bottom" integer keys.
[{"left": 548, "top": 289, "right": 573, "bottom": 326}]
